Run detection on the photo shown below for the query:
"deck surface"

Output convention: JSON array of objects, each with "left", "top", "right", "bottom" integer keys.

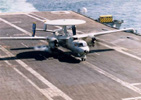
[{"left": 0, "top": 11, "right": 141, "bottom": 100}]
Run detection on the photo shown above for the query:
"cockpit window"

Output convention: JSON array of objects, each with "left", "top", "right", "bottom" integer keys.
[
  {"left": 83, "top": 42, "right": 87, "bottom": 47},
  {"left": 74, "top": 41, "right": 87, "bottom": 47},
  {"left": 78, "top": 42, "right": 87, "bottom": 47},
  {"left": 78, "top": 43, "right": 83, "bottom": 47}
]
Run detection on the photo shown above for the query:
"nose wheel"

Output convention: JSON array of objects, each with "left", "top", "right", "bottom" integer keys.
[
  {"left": 81, "top": 58, "right": 86, "bottom": 61},
  {"left": 81, "top": 55, "right": 87, "bottom": 61}
]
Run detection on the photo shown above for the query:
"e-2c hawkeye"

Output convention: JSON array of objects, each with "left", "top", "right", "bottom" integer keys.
[{"left": 0, "top": 19, "right": 134, "bottom": 61}]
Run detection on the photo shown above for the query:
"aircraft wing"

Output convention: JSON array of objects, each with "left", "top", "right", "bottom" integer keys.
[
  {"left": 0, "top": 37, "right": 47, "bottom": 40},
  {"left": 73, "top": 28, "right": 134, "bottom": 38}
]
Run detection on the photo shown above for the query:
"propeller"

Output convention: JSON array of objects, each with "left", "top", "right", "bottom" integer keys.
[
  {"left": 34, "top": 45, "right": 50, "bottom": 52},
  {"left": 91, "top": 37, "right": 96, "bottom": 46},
  {"left": 94, "top": 38, "right": 101, "bottom": 47}
]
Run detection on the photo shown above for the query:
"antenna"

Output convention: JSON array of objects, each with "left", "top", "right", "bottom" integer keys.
[
  {"left": 81, "top": 7, "right": 87, "bottom": 14},
  {"left": 77, "top": 7, "right": 87, "bottom": 15}
]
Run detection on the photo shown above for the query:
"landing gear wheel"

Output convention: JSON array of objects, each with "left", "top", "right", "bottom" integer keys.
[
  {"left": 92, "top": 37, "right": 96, "bottom": 47},
  {"left": 81, "top": 58, "right": 86, "bottom": 61}
]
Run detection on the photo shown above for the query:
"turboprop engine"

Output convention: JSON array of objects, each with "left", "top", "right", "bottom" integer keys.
[{"left": 47, "top": 37, "right": 59, "bottom": 49}]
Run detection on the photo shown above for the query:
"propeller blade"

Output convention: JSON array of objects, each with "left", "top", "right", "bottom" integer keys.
[{"left": 34, "top": 45, "right": 50, "bottom": 52}]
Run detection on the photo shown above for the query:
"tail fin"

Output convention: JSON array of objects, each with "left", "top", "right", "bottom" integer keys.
[
  {"left": 44, "top": 21, "right": 47, "bottom": 31},
  {"left": 72, "top": 25, "right": 76, "bottom": 35},
  {"left": 32, "top": 22, "right": 36, "bottom": 37}
]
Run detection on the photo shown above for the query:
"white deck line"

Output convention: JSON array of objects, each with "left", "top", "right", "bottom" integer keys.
[
  {"left": 83, "top": 61, "right": 141, "bottom": 95},
  {"left": 26, "top": 13, "right": 47, "bottom": 21},
  {"left": 21, "top": 43, "right": 28, "bottom": 47},
  {"left": 5, "top": 60, "right": 12, "bottom": 66},
  {"left": 131, "top": 83, "right": 141, "bottom": 86},
  {"left": 0, "top": 53, "right": 53, "bottom": 100},
  {"left": 0, "top": 52, "right": 61, "bottom": 100},
  {"left": 26, "top": 13, "right": 63, "bottom": 29},
  {"left": 122, "top": 96, "right": 141, "bottom": 100},
  {"left": 0, "top": 18, "right": 31, "bottom": 36},
  {"left": 111, "top": 39, "right": 125, "bottom": 44},
  {"left": 14, "top": 68, "right": 54, "bottom": 100}
]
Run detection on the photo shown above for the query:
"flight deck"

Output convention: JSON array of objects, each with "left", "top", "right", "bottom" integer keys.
[{"left": 0, "top": 11, "right": 141, "bottom": 100}]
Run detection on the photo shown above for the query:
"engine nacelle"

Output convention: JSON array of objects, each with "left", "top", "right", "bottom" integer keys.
[{"left": 47, "top": 37, "right": 59, "bottom": 49}]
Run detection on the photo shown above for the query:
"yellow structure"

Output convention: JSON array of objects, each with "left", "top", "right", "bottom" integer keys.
[{"left": 99, "top": 15, "right": 113, "bottom": 23}]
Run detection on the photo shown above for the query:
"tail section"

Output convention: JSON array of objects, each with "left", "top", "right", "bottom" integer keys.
[
  {"left": 32, "top": 22, "right": 36, "bottom": 37},
  {"left": 44, "top": 21, "right": 47, "bottom": 31},
  {"left": 72, "top": 25, "right": 76, "bottom": 35}
]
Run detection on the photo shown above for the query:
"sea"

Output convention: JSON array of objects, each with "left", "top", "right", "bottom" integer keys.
[{"left": 0, "top": 0, "right": 140, "bottom": 32}]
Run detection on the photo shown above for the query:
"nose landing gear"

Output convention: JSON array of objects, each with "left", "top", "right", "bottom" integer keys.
[
  {"left": 81, "top": 55, "right": 87, "bottom": 61},
  {"left": 81, "top": 58, "right": 86, "bottom": 61}
]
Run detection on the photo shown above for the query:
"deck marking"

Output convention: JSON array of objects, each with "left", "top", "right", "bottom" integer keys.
[
  {"left": 41, "top": 88, "right": 61, "bottom": 97},
  {"left": 0, "top": 51, "right": 13, "bottom": 66},
  {"left": 131, "top": 83, "right": 141, "bottom": 86},
  {"left": 83, "top": 61, "right": 141, "bottom": 95},
  {"left": 122, "top": 96, "right": 141, "bottom": 100},
  {"left": 14, "top": 33, "right": 26, "bottom": 36},
  {"left": 0, "top": 18, "right": 31, "bottom": 36},
  {"left": 21, "top": 43, "right": 28, "bottom": 47},
  {"left": 13, "top": 68, "right": 53, "bottom": 100},
  {"left": 11, "top": 21, "right": 22, "bottom": 24},
  {"left": 0, "top": 46, "right": 73, "bottom": 100},
  {"left": 111, "top": 39, "right": 125, "bottom": 44},
  {"left": 26, "top": 13, "right": 47, "bottom": 21},
  {"left": 5, "top": 60, "right": 12, "bottom": 66},
  {"left": 99, "top": 42, "right": 141, "bottom": 61},
  {"left": 95, "top": 53, "right": 100, "bottom": 55},
  {"left": 26, "top": 13, "right": 63, "bottom": 29},
  {"left": 0, "top": 53, "right": 54, "bottom": 100}
]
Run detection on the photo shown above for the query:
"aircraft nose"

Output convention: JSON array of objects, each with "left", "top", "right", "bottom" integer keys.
[{"left": 84, "top": 50, "right": 89, "bottom": 53}]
